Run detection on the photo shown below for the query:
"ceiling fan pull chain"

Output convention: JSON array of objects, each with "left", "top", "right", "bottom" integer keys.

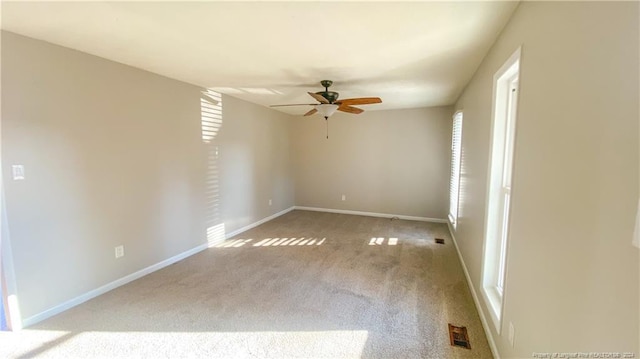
[{"left": 325, "top": 117, "right": 329, "bottom": 139}]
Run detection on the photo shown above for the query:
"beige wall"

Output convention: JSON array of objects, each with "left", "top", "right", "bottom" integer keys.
[
  {"left": 216, "top": 94, "right": 294, "bottom": 233},
  {"left": 1, "top": 32, "right": 294, "bottom": 321},
  {"left": 291, "top": 107, "right": 452, "bottom": 219},
  {"left": 453, "top": 1, "right": 639, "bottom": 357}
]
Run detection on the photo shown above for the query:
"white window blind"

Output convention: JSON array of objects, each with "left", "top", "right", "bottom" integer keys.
[{"left": 449, "top": 111, "right": 463, "bottom": 227}]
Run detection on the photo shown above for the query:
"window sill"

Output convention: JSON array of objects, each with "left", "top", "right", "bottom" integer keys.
[
  {"left": 482, "top": 285, "right": 503, "bottom": 334},
  {"left": 448, "top": 214, "right": 457, "bottom": 229}
]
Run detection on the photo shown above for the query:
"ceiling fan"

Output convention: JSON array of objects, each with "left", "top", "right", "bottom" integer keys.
[{"left": 270, "top": 80, "right": 382, "bottom": 119}]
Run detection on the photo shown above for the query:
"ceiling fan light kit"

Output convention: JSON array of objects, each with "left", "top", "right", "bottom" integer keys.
[
  {"left": 270, "top": 80, "right": 382, "bottom": 139},
  {"left": 315, "top": 103, "right": 339, "bottom": 118}
]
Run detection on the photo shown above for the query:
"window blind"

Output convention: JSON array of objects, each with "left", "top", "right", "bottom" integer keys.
[{"left": 449, "top": 112, "right": 463, "bottom": 227}]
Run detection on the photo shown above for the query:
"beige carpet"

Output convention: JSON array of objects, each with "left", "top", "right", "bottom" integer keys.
[{"left": 0, "top": 210, "right": 493, "bottom": 358}]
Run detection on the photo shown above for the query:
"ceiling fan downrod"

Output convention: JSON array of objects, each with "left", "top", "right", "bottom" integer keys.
[{"left": 320, "top": 80, "right": 333, "bottom": 92}]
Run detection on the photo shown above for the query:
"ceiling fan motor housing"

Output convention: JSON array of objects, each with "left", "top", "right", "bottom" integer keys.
[
  {"left": 317, "top": 91, "right": 339, "bottom": 103},
  {"left": 317, "top": 80, "right": 339, "bottom": 103}
]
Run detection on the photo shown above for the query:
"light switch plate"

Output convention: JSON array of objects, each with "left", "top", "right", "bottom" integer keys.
[{"left": 12, "top": 165, "right": 25, "bottom": 180}]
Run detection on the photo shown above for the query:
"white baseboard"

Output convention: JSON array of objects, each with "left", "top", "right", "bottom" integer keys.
[
  {"left": 447, "top": 222, "right": 500, "bottom": 359},
  {"left": 22, "top": 206, "right": 296, "bottom": 328},
  {"left": 20, "top": 206, "right": 439, "bottom": 329},
  {"left": 294, "top": 206, "right": 447, "bottom": 223},
  {"left": 225, "top": 206, "right": 295, "bottom": 239},
  {"left": 22, "top": 243, "right": 209, "bottom": 328}
]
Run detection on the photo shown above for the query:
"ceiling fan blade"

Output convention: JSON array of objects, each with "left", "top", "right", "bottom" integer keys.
[
  {"left": 304, "top": 108, "right": 318, "bottom": 116},
  {"left": 270, "top": 104, "right": 317, "bottom": 107},
  {"left": 336, "top": 97, "right": 382, "bottom": 106},
  {"left": 338, "top": 104, "right": 364, "bottom": 114},
  {"left": 308, "top": 92, "right": 329, "bottom": 104}
]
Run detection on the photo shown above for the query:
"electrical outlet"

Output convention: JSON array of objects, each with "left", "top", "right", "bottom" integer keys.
[
  {"left": 115, "top": 245, "right": 124, "bottom": 259},
  {"left": 268, "top": 199, "right": 272, "bottom": 206},
  {"left": 341, "top": 194, "right": 346, "bottom": 201},
  {"left": 508, "top": 322, "right": 515, "bottom": 347}
]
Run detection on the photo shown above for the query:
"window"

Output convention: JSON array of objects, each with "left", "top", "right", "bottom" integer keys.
[
  {"left": 449, "top": 111, "right": 463, "bottom": 228},
  {"left": 482, "top": 48, "right": 520, "bottom": 332}
]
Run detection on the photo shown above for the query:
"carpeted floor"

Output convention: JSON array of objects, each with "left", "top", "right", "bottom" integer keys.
[{"left": 0, "top": 210, "right": 493, "bottom": 358}]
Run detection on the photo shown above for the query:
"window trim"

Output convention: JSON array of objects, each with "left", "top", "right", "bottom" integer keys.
[{"left": 481, "top": 47, "right": 521, "bottom": 334}]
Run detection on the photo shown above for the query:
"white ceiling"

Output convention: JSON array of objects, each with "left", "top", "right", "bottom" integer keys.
[{"left": 1, "top": 1, "right": 519, "bottom": 115}]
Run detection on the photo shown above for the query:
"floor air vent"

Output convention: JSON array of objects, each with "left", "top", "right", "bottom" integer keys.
[
  {"left": 448, "top": 324, "right": 471, "bottom": 349},
  {"left": 435, "top": 238, "right": 445, "bottom": 244}
]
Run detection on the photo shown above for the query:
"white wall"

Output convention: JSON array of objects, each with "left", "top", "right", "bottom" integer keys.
[
  {"left": 452, "top": 2, "right": 639, "bottom": 357},
  {"left": 291, "top": 107, "right": 452, "bottom": 219},
  {"left": 1, "top": 31, "right": 294, "bottom": 322}
]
